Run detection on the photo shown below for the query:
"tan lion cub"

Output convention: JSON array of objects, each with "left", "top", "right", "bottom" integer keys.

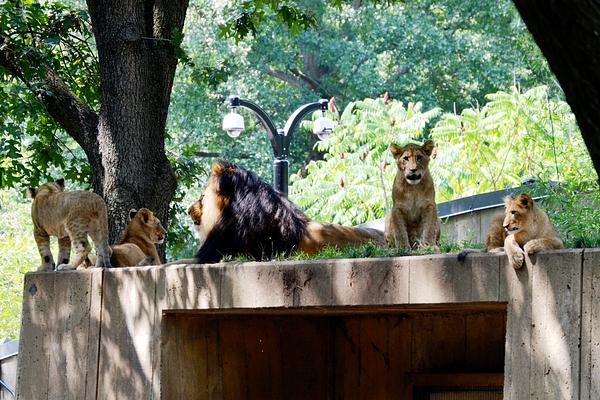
[
  {"left": 111, "top": 208, "right": 166, "bottom": 266},
  {"left": 487, "top": 193, "right": 563, "bottom": 269},
  {"left": 27, "top": 178, "right": 112, "bottom": 271},
  {"left": 385, "top": 140, "right": 440, "bottom": 249}
]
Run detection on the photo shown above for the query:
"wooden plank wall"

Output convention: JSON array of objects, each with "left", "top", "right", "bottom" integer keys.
[
  {"left": 15, "top": 249, "right": 599, "bottom": 400},
  {"left": 441, "top": 208, "right": 501, "bottom": 244},
  {"left": 161, "top": 310, "right": 506, "bottom": 400},
  {"left": 581, "top": 248, "right": 600, "bottom": 399},
  {"left": 16, "top": 269, "right": 102, "bottom": 400}
]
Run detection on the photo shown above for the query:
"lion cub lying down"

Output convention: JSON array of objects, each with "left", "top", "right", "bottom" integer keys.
[
  {"left": 110, "top": 208, "right": 166, "bottom": 266},
  {"left": 385, "top": 140, "right": 440, "bottom": 249},
  {"left": 486, "top": 193, "right": 563, "bottom": 269},
  {"left": 27, "top": 178, "right": 111, "bottom": 270},
  {"left": 86, "top": 208, "right": 166, "bottom": 267}
]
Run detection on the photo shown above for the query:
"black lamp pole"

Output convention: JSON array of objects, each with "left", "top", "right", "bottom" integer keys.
[{"left": 228, "top": 96, "right": 329, "bottom": 196}]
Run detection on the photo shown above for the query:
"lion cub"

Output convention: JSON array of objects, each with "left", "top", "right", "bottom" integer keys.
[
  {"left": 27, "top": 178, "right": 111, "bottom": 271},
  {"left": 110, "top": 208, "right": 166, "bottom": 266},
  {"left": 385, "top": 140, "right": 440, "bottom": 248},
  {"left": 487, "top": 193, "right": 563, "bottom": 269}
]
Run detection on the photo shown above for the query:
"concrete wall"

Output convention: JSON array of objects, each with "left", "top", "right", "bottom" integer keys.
[{"left": 15, "top": 248, "right": 600, "bottom": 399}]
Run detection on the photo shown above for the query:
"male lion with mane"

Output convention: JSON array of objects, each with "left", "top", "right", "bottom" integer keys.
[
  {"left": 385, "top": 139, "right": 440, "bottom": 249},
  {"left": 167, "top": 161, "right": 385, "bottom": 264}
]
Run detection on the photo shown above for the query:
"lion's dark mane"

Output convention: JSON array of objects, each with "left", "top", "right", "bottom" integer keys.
[{"left": 194, "top": 162, "right": 309, "bottom": 263}]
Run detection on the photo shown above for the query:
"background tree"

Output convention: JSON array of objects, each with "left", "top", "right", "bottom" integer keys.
[
  {"left": 0, "top": 0, "right": 188, "bottom": 246},
  {"left": 167, "top": 0, "right": 556, "bottom": 183},
  {"left": 512, "top": 0, "right": 600, "bottom": 180}
]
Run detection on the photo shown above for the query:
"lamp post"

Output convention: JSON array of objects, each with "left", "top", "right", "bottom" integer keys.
[{"left": 222, "top": 96, "right": 334, "bottom": 196}]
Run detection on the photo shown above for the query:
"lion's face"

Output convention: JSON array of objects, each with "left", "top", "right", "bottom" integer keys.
[
  {"left": 503, "top": 194, "right": 533, "bottom": 234},
  {"left": 188, "top": 198, "right": 203, "bottom": 239},
  {"left": 129, "top": 208, "right": 166, "bottom": 244},
  {"left": 188, "top": 167, "right": 229, "bottom": 245},
  {"left": 390, "top": 140, "right": 435, "bottom": 185}
]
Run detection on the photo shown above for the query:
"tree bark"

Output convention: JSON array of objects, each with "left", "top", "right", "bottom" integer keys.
[
  {"left": 87, "top": 0, "right": 187, "bottom": 249},
  {"left": 512, "top": 0, "right": 600, "bottom": 179}
]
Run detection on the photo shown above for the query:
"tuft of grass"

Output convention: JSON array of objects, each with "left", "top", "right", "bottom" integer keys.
[{"left": 220, "top": 240, "right": 485, "bottom": 263}]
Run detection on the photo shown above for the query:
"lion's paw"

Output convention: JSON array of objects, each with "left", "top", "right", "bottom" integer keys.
[
  {"left": 37, "top": 263, "right": 55, "bottom": 272},
  {"left": 523, "top": 241, "right": 540, "bottom": 255},
  {"left": 510, "top": 251, "right": 525, "bottom": 269},
  {"left": 56, "top": 263, "right": 75, "bottom": 271}
]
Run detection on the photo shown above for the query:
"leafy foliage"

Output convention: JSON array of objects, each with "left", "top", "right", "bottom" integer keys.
[
  {"left": 430, "top": 85, "right": 595, "bottom": 200},
  {"left": 168, "top": 0, "right": 556, "bottom": 185},
  {"left": 0, "top": 190, "right": 38, "bottom": 339},
  {"left": 218, "top": 0, "right": 318, "bottom": 40},
  {"left": 0, "top": 0, "right": 96, "bottom": 189},
  {"left": 532, "top": 181, "right": 600, "bottom": 249},
  {"left": 290, "top": 86, "right": 598, "bottom": 226},
  {"left": 290, "top": 97, "right": 440, "bottom": 224}
]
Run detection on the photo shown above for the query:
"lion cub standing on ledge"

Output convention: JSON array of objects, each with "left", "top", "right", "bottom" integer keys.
[
  {"left": 385, "top": 140, "right": 440, "bottom": 249},
  {"left": 27, "top": 178, "right": 112, "bottom": 270}
]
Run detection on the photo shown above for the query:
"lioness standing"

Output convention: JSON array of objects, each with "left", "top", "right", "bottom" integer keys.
[
  {"left": 27, "top": 178, "right": 112, "bottom": 271},
  {"left": 385, "top": 140, "right": 440, "bottom": 248}
]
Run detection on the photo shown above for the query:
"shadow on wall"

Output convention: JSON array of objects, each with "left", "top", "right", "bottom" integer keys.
[{"left": 15, "top": 249, "right": 598, "bottom": 399}]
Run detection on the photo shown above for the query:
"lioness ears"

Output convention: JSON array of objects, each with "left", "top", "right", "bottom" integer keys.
[
  {"left": 516, "top": 193, "right": 533, "bottom": 208},
  {"left": 26, "top": 188, "right": 37, "bottom": 199},
  {"left": 421, "top": 140, "right": 435, "bottom": 156},
  {"left": 503, "top": 193, "right": 534, "bottom": 208},
  {"left": 389, "top": 143, "right": 404, "bottom": 157},
  {"left": 130, "top": 208, "right": 152, "bottom": 223},
  {"left": 389, "top": 140, "right": 435, "bottom": 157},
  {"left": 55, "top": 177, "right": 65, "bottom": 190}
]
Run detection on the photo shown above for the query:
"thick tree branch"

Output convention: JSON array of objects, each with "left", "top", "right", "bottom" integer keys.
[
  {"left": 0, "top": 36, "right": 98, "bottom": 148},
  {"left": 0, "top": 34, "right": 103, "bottom": 191},
  {"left": 266, "top": 66, "right": 329, "bottom": 98},
  {"left": 289, "top": 67, "right": 325, "bottom": 92},
  {"left": 40, "top": 68, "right": 100, "bottom": 153},
  {"left": 266, "top": 67, "right": 307, "bottom": 88}
]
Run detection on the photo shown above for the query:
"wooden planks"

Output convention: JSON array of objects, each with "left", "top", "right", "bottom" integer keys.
[
  {"left": 581, "top": 248, "right": 600, "bottom": 400},
  {"left": 161, "top": 309, "right": 506, "bottom": 400},
  {"left": 502, "top": 249, "right": 585, "bottom": 400},
  {"left": 16, "top": 272, "right": 54, "bottom": 400},
  {"left": 16, "top": 269, "right": 102, "bottom": 400},
  {"left": 96, "top": 267, "right": 160, "bottom": 400},
  {"left": 530, "top": 250, "right": 582, "bottom": 399}
]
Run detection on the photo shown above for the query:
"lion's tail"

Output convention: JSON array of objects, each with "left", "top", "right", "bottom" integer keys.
[{"left": 297, "top": 221, "right": 386, "bottom": 255}]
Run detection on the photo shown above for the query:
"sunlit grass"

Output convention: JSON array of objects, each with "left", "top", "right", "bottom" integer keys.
[
  {"left": 0, "top": 190, "right": 38, "bottom": 339},
  {"left": 221, "top": 240, "right": 486, "bottom": 263}
]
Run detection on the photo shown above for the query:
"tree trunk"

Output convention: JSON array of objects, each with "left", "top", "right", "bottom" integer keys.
[
  {"left": 87, "top": 0, "right": 188, "bottom": 252},
  {"left": 512, "top": 0, "right": 600, "bottom": 179}
]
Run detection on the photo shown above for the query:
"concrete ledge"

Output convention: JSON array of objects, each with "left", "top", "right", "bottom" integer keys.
[{"left": 16, "top": 248, "right": 600, "bottom": 399}]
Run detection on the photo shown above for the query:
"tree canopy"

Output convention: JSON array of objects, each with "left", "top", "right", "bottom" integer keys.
[{"left": 0, "top": 0, "right": 596, "bottom": 258}]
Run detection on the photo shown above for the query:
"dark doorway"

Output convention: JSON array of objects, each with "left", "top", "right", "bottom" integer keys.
[{"left": 161, "top": 304, "right": 506, "bottom": 399}]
